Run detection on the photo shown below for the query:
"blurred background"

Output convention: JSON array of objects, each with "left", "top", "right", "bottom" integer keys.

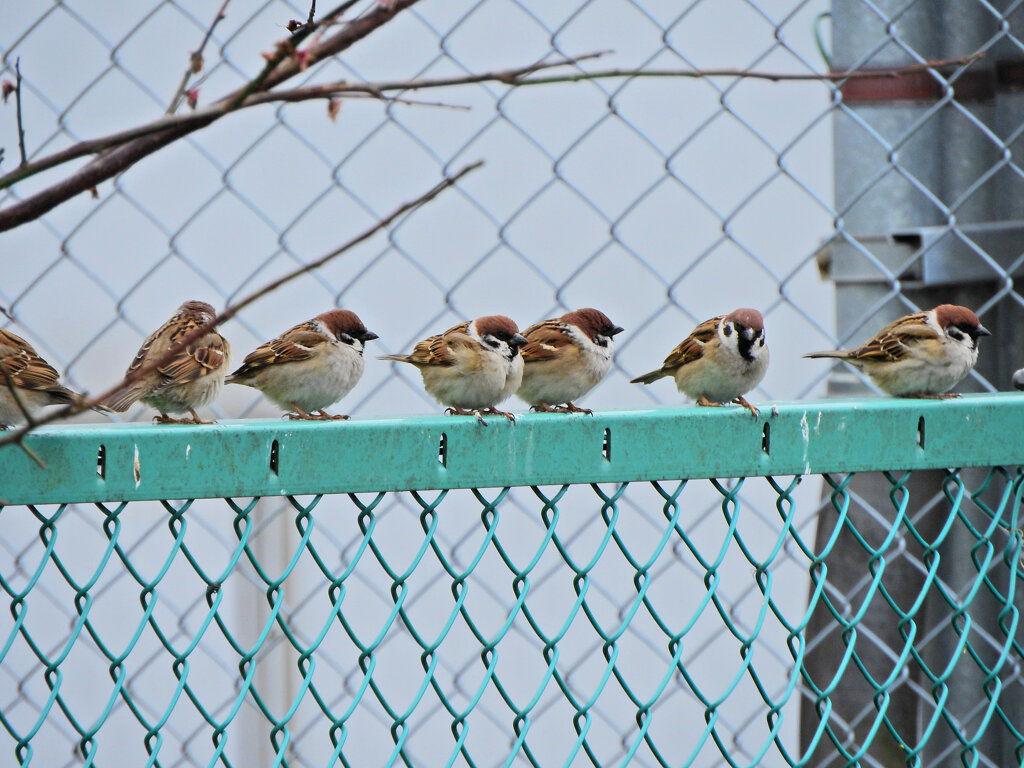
[{"left": 3, "top": 0, "right": 1023, "bottom": 766}]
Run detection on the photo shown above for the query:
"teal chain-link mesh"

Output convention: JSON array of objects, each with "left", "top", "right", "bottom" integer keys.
[{"left": 2, "top": 469, "right": 1023, "bottom": 767}]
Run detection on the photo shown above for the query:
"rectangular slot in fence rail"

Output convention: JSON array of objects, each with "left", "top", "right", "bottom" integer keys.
[{"left": 1, "top": 394, "right": 1023, "bottom": 505}]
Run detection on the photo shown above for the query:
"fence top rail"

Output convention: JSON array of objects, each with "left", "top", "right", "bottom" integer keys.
[{"left": 1, "top": 393, "right": 1022, "bottom": 505}]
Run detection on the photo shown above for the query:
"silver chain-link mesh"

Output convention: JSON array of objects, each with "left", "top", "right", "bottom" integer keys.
[{"left": 3, "top": 1, "right": 1023, "bottom": 766}]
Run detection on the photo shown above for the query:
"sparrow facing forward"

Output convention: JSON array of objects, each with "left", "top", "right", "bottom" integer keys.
[
  {"left": 227, "top": 309, "right": 378, "bottom": 420},
  {"left": 630, "top": 308, "right": 769, "bottom": 416},
  {"left": 0, "top": 329, "right": 91, "bottom": 427},
  {"left": 804, "top": 304, "right": 989, "bottom": 398},
  {"left": 380, "top": 315, "right": 527, "bottom": 425},
  {"left": 517, "top": 308, "right": 624, "bottom": 414},
  {"left": 100, "top": 301, "right": 231, "bottom": 424}
]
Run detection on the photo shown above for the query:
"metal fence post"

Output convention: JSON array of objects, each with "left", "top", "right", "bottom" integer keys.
[{"left": 803, "top": 2, "right": 1024, "bottom": 764}]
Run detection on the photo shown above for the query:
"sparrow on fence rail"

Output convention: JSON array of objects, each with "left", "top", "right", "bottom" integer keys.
[
  {"left": 380, "top": 315, "right": 527, "bottom": 425},
  {"left": 517, "top": 308, "right": 623, "bottom": 414},
  {"left": 227, "top": 309, "right": 378, "bottom": 420},
  {"left": 0, "top": 328, "right": 97, "bottom": 427},
  {"left": 100, "top": 300, "right": 230, "bottom": 424},
  {"left": 630, "top": 308, "right": 769, "bottom": 417},
  {"left": 804, "top": 304, "right": 989, "bottom": 398}
]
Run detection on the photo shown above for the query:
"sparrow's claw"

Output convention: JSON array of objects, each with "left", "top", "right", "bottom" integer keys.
[
  {"left": 562, "top": 402, "right": 593, "bottom": 415},
  {"left": 445, "top": 406, "right": 489, "bottom": 426},
  {"left": 482, "top": 407, "right": 517, "bottom": 424},
  {"left": 696, "top": 396, "right": 723, "bottom": 408},
  {"left": 316, "top": 410, "right": 350, "bottom": 420},
  {"left": 530, "top": 403, "right": 556, "bottom": 413},
  {"left": 733, "top": 396, "right": 760, "bottom": 418}
]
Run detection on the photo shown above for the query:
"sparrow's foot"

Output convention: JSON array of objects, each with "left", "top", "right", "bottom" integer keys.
[
  {"left": 696, "top": 396, "right": 723, "bottom": 408},
  {"left": 562, "top": 402, "right": 593, "bottom": 415},
  {"left": 446, "top": 406, "right": 489, "bottom": 426},
  {"left": 733, "top": 396, "right": 760, "bottom": 418},
  {"left": 154, "top": 411, "right": 213, "bottom": 425},
  {"left": 316, "top": 410, "right": 350, "bottom": 420},
  {"left": 903, "top": 392, "right": 961, "bottom": 400},
  {"left": 481, "top": 407, "right": 517, "bottom": 424},
  {"left": 530, "top": 403, "right": 557, "bottom": 413}
]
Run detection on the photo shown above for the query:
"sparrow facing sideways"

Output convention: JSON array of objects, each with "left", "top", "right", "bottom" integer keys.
[
  {"left": 0, "top": 329, "right": 95, "bottom": 428},
  {"left": 804, "top": 304, "right": 989, "bottom": 398},
  {"left": 227, "top": 309, "right": 378, "bottom": 420},
  {"left": 100, "top": 301, "right": 231, "bottom": 424},
  {"left": 380, "top": 315, "right": 527, "bottom": 425},
  {"left": 517, "top": 308, "right": 624, "bottom": 413},
  {"left": 630, "top": 308, "right": 769, "bottom": 416}
]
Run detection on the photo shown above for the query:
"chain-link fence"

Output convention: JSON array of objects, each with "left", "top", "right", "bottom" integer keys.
[{"left": 3, "top": 0, "right": 1024, "bottom": 766}]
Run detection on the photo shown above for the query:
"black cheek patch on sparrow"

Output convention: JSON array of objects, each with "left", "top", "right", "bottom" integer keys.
[
  {"left": 723, "top": 324, "right": 733, "bottom": 337},
  {"left": 737, "top": 329, "right": 759, "bottom": 362}
]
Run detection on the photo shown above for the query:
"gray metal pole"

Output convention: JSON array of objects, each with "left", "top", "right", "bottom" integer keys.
[{"left": 802, "top": 3, "right": 1023, "bottom": 765}]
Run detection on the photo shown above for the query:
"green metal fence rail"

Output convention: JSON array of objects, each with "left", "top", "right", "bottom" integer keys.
[{"left": 2, "top": 395, "right": 1023, "bottom": 767}]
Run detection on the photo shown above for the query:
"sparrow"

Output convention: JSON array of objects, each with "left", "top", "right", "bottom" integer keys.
[
  {"left": 630, "top": 308, "right": 769, "bottom": 416},
  {"left": 804, "top": 304, "right": 990, "bottom": 398},
  {"left": 227, "top": 309, "right": 378, "bottom": 420},
  {"left": 100, "top": 300, "right": 231, "bottom": 424},
  {"left": 0, "top": 328, "right": 93, "bottom": 427},
  {"left": 380, "top": 315, "right": 527, "bottom": 425},
  {"left": 517, "top": 308, "right": 624, "bottom": 413}
]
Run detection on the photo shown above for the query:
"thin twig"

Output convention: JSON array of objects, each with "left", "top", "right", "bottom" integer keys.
[
  {"left": 2, "top": 370, "right": 46, "bottom": 469},
  {"left": 307, "top": 0, "right": 316, "bottom": 26},
  {"left": 0, "top": 45, "right": 983, "bottom": 230},
  {"left": 14, "top": 58, "right": 27, "bottom": 167},
  {"left": 0, "top": 160, "right": 482, "bottom": 449},
  {"left": 167, "top": 0, "right": 231, "bottom": 114}
]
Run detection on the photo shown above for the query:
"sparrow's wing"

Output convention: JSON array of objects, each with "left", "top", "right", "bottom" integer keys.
[
  {"left": 230, "top": 324, "right": 325, "bottom": 379},
  {"left": 521, "top": 320, "right": 573, "bottom": 363},
  {"left": 850, "top": 312, "right": 937, "bottom": 362},
  {"left": 0, "top": 329, "right": 65, "bottom": 391},
  {"left": 661, "top": 316, "right": 722, "bottom": 371},
  {"left": 156, "top": 332, "right": 230, "bottom": 387}
]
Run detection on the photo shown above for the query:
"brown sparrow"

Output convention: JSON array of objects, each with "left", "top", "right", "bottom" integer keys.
[
  {"left": 100, "top": 300, "right": 231, "bottom": 423},
  {"left": 0, "top": 329, "right": 92, "bottom": 427},
  {"left": 227, "top": 309, "right": 378, "bottom": 420},
  {"left": 380, "top": 315, "right": 527, "bottom": 424},
  {"left": 517, "top": 308, "right": 623, "bottom": 413},
  {"left": 805, "top": 304, "right": 989, "bottom": 398},
  {"left": 631, "top": 308, "right": 768, "bottom": 416}
]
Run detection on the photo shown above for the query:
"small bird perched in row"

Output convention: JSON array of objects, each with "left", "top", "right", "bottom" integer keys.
[
  {"left": 631, "top": 308, "right": 769, "bottom": 416},
  {"left": 381, "top": 315, "right": 527, "bottom": 425},
  {"left": 100, "top": 300, "right": 231, "bottom": 424},
  {"left": 804, "top": 304, "right": 989, "bottom": 398},
  {"left": 0, "top": 328, "right": 96, "bottom": 428},
  {"left": 227, "top": 309, "right": 378, "bottom": 420},
  {"left": 517, "top": 308, "right": 624, "bottom": 414}
]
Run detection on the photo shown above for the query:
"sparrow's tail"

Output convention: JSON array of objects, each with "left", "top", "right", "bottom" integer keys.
[
  {"left": 378, "top": 354, "right": 414, "bottom": 365},
  {"left": 46, "top": 386, "right": 114, "bottom": 414},
  {"left": 629, "top": 369, "right": 668, "bottom": 385},
  {"left": 98, "top": 382, "right": 151, "bottom": 413},
  {"left": 803, "top": 350, "right": 851, "bottom": 360}
]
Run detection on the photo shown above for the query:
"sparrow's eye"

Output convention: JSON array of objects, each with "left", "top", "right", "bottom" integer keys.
[
  {"left": 485, "top": 337, "right": 501, "bottom": 348},
  {"left": 948, "top": 327, "right": 965, "bottom": 341},
  {"left": 723, "top": 323, "right": 733, "bottom": 337},
  {"left": 339, "top": 333, "right": 355, "bottom": 345}
]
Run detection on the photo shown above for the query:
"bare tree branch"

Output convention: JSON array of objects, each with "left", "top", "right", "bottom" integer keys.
[
  {"left": 14, "top": 58, "right": 27, "bottom": 167},
  {"left": 167, "top": 0, "right": 232, "bottom": 115},
  {"left": 0, "top": 0, "right": 421, "bottom": 232},
  {"left": 0, "top": 160, "right": 483, "bottom": 449}
]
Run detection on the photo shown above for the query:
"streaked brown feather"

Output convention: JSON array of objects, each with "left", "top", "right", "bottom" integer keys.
[
  {"left": 0, "top": 329, "right": 65, "bottom": 391},
  {"left": 228, "top": 324, "right": 327, "bottom": 380},
  {"left": 521, "top": 319, "right": 573, "bottom": 363},
  {"left": 660, "top": 316, "right": 721, "bottom": 371}
]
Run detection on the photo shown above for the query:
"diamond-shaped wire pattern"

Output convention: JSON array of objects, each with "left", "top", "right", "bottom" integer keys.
[
  {"left": 1, "top": 469, "right": 1022, "bottom": 766},
  {"left": 4, "top": 0, "right": 1024, "bottom": 766}
]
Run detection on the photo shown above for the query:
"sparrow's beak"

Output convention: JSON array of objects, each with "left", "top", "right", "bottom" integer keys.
[
  {"left": 511, "top": 333, "right": 528, "bottom": 348},
  {"left": 609, "top": 326, "right": 625, "bottom": 337},
  {"left": 363, "top": 331, "right": 380, "bottom": 342},
  {"left": 976, "top": 325, "right": 991, "bottom": 337},
  {"left": 740, "top": 326, "right": 755, "bottom": 342}
]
